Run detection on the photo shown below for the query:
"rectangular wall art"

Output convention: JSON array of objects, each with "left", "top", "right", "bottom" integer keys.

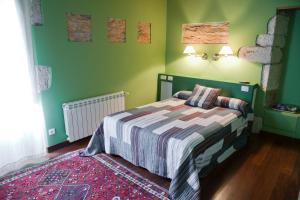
[
  {"left": 35, "top": 65, "right": 52, "bottom": 93},
  {"left": 66, "top": 13, "right": 92, "bottom": 42},
  {"left": 31, "top": 0, "right": 43, "bottom": 25},
  {"left": 107, "top": 18, "right": 126, "bottom": 43},
  {"left": 137, "top": 22, "right": 151, "bottom": 44},
  {"left": 182, "top": 22, "right": 229, "bottom": 44}
]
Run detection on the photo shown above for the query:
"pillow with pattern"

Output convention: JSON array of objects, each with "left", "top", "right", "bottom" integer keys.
[
  {"left": 173, "top": 90, "right": 192, "bottom": 100},
  {"left": 215, "top": 96, "right": 249, "bottom": 116},
  {"left": 185, "top": 84, "right": 221, "bottom": 109}
]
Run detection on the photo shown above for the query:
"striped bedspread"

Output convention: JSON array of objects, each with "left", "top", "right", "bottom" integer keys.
[{"left": 80, "top": 98, "right": 248, "bottom": 199}]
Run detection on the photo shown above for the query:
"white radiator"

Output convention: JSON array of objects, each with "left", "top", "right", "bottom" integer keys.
[{"left": 62, "top": 91, "right": 127, "bottom": 142}]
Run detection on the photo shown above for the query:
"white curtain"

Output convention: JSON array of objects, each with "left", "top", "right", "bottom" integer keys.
[{"left": 0, "top": 0, "right": 46, "bottom": 176}]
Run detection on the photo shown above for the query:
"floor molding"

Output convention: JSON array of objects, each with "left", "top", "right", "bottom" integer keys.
[{"left": 47, "top": 136, "right": 91, "bottom": 153}]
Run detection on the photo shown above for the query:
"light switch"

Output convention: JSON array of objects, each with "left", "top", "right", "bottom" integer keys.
[{"left": 241, "top": 85, "right": 249, "bottom": 92}]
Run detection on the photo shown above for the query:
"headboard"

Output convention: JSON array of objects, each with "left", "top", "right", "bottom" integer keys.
[{"left": 157, "top": 73, "right": 258, "bottom": 109}]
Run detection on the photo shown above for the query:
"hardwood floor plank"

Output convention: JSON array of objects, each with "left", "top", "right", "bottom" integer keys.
[{"left": 270, "top": 172, "right": 298, "bottom": 200}]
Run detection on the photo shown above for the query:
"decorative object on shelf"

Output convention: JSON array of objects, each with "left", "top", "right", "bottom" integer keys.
[
  {"left": 213, "top": 45, "right": 234, "bottom": 60},
  {"left": 137, "top": 22, "right": 151, "bottom": 44},
  {"left": 272, "top": 104, "right": 299, "bottom": 113},
  {"left": 35, "top": 65, "right": 52, "bottom": 93},
  {"left": 66, "top": 13, "right": 92, "bottom": 42},
  {"left": 31, "top": 0, "right": 43, "bottom": 25},
  {"left": 107, "top": 18, "right": 126, "bottom": 43},
  {"left": 182, "top": 22, "right": 229, "bottom": 44},
  {"left": 183, "top": 45, "right": 208, "bottom": 60}
]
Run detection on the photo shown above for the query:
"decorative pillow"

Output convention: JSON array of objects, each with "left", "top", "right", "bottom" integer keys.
[
  {"left": 215, "top": 96, "right": 249, "bottom": 116},
  {"left": 173, "top": 90, "right": 192, "bottom": 100},
  {"left": 185, "top": 84, "right": 221, "bottom": 109}
]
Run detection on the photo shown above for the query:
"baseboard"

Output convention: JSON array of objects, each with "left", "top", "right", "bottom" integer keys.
[
  {"left": 47, "top": 136, "right": 92, "bottom": 153},
  {"left": 47, "top": 140, "right": 70, "bottom": 153}
]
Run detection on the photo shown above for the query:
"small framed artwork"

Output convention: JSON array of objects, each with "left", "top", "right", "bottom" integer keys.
[
  {"left": 137, "top": 22, "right": 151, "bottom": 44},
  {"left": 31, "top": 0, "right": 43, "bottom": 25},
  {"left": 107, "top": 18, "right": 126, "bottom": 43},
  {"left": 66, "top": 13, "right": 92, "bottom": 42}
]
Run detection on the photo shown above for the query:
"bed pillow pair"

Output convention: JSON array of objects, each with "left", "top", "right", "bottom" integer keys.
[{"left": 174, "top": 85, "right": 249, "bottom": 114}]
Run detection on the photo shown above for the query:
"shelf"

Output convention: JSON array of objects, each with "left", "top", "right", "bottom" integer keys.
[
  {"left": 266, "top": 108, "right": 300, "bottom": 117},
  {"left": 263, "top": 108, "right": 299, "bottom": 138}
]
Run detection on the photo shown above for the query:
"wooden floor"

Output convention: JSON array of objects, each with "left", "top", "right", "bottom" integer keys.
[{"left": 49, "top": 132, "right": 300, "bottom": 200}]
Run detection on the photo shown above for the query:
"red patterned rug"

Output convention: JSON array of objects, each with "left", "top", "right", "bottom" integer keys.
[{"left": 0, "top": 151, "right": 169, "bottom": 200}]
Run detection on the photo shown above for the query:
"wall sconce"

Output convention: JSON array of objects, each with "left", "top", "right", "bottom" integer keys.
[
  {"left": 213, "top": 46, "right": 234, "bottom": 60},
  {"left": 183, "top": 45, "right": 208, "bottom": 60}
]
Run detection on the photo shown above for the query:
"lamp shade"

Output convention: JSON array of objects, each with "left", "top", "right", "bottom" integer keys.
[
  {"left": 183, "top": 46, "right": 196, "bottom": 55},
  {"left": 219, "top": 46, "right": 233, "bottom": 55}
]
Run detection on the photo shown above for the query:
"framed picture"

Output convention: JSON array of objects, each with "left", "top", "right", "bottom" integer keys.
[
  {"left": 137, "top": 22, "right": 151, "bottom": 44},
  {"left": 107, "top": 18, "right": 126, "bottom": 43},
  {"left": 182, "top": 22, "right": 229, "bottom": 44},
  {"left": 66, "top": 13, "right": 92, "bottom": 42}
]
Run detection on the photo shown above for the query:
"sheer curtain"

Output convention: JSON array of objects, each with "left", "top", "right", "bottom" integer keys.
[{"left": 0, "top": 0, "right": 46, "bottom": 176}]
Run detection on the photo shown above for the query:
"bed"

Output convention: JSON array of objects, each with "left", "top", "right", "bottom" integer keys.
[{"left": 80, "top": 74, "right": 257, "bottom": 200}]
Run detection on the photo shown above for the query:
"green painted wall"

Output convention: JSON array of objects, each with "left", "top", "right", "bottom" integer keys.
[
  {"left": 165, "top": 0, "right": 298, "bottom": 85},
  {"left": 33, "top": 0, "right": 166, "bottom": 146},
  {"left": 279, "top": 10, "right": 300, "bottom": 106},
  {"left": 35, "top": 0, "right": 300, "bottom": 146}
]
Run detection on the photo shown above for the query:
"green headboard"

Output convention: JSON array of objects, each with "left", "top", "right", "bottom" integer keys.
[{"left": 157, "top": 73, "right": 258, "bottom": 109}]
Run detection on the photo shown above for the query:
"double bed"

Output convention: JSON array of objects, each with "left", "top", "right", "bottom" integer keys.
[{"left": 80, "top": 74, "right": 257, "bottom": 200}]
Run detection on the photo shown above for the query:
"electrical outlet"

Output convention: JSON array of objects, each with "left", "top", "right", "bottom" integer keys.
[{"left": 48, "top": 128, "right": 56, "bottom": 136}]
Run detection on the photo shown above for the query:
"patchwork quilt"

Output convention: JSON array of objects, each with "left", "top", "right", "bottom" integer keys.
[{"left": 80, "top": 98, "right": 249, "bottom": 199}]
